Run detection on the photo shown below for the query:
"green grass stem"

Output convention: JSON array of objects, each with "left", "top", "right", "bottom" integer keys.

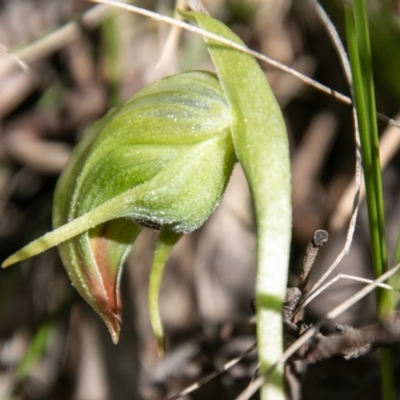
[{"left": 345, "top": 2, "right": 394, "bottom": 399}]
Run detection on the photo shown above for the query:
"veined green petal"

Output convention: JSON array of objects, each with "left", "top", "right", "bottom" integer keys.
[{"left": 56, "top": 71, "right": 232, "bottom": 223}]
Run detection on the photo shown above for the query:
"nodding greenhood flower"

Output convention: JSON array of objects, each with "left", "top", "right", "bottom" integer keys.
[
  {"left": 53, "top": 70, "right": 237, "bottom": 344},
  {"left": 3, "top": 70, "right": 237, "bottom": 345},
  {"left": 3, "top": 12, "right": 291, "bottom": 398}
]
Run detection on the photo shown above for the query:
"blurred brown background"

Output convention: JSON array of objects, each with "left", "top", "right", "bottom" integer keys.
[{"left": 1, "top": 1, "right": 400, "bottom": 399}]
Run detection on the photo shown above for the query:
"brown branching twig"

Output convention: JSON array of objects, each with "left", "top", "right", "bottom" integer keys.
[
  {"left": 290, "top": 317, "right": 400, "bottom": 363},
  {"left": 283, "top": 232, "right": 400, "bottom": 364}
]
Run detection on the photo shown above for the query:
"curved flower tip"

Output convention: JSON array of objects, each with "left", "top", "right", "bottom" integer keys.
[
  {"left": 104, "top": 311, "right": 122, "bottom": 345},
  {"left": 55, "top": 219, "right": 141, "bottom": 345}
]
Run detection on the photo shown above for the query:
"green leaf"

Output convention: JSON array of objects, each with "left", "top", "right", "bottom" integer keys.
[{"left": 183, "top": 11, "right": 291, "bottom": 399}]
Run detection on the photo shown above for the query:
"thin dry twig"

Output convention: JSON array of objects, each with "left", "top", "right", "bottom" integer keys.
[
  {"left": 82, "top": 2, "right": 342, "bottom": 106},
  {"left": 301, "top": 272, "right": 400, "bottom": 312},
  {"left": 299, "top": 264, "right": 400, "bottom": 351},
  {"left": 305, "top": 0, "right": 363, "bottom": 299},
  {"left": 297, "top": 230, "right": 329, "bottom": 293},
  {"left": 167, "top": 342, "right": 257, "bottom": 400},
  {"left": 87, "top": 0, "right": 400, "bottom": 130},
  {"left": 305, "top": 317, "right": 400, "bottom": 362},
  {"left": 87, "top": 0, "right": 348, "bottom": 101}
]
